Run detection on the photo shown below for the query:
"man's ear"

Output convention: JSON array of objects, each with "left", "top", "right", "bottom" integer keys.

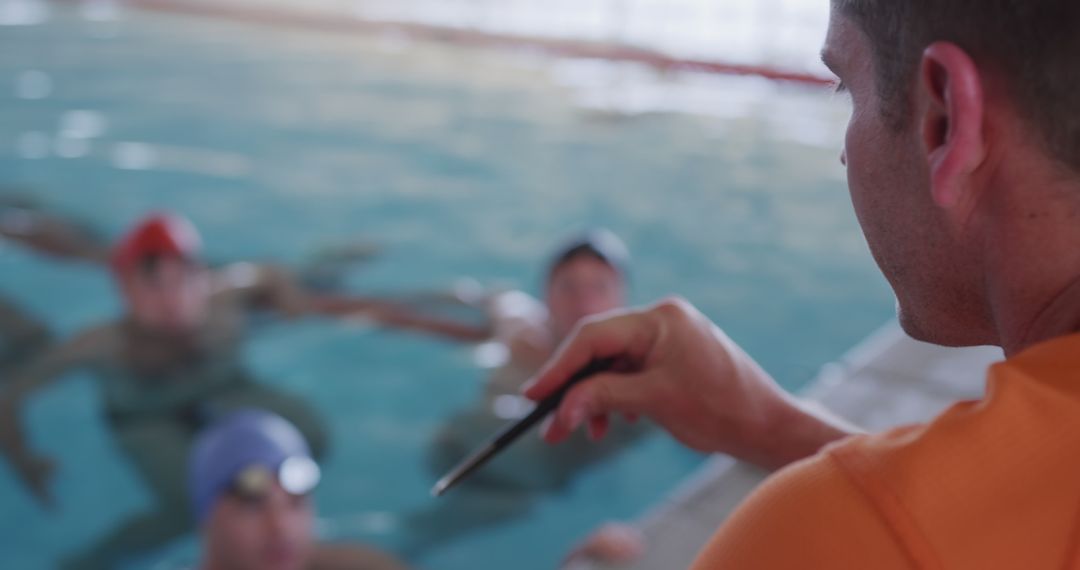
[{"left": 920, "top": 42, "right": 988, "bottom": 210}]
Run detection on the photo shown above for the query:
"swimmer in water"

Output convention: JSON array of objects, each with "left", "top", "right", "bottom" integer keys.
[
  {"left": 0, "top": 212, "right": 488, "bottom": 569},
  {"left": 0, "top": 191, "right": 378, "bottom": 406},
  {"left": 189, "top": 409, "right": 409, "bottom": 570},
  {"left": 403, "top": 230, "right": 652, "bottom": 556}
]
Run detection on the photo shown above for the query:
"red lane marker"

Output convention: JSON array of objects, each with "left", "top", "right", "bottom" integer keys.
[{"left": 116, "top": 0, "right": 835, "bottom": 87}]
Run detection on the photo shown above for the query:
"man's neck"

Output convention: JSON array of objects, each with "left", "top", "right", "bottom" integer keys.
[
  {"left": 999, "top": 274, "right": 1080, "bottom": 356},
  {"left": 979, "top": 153, "right": 1080, "bottom": 356}
]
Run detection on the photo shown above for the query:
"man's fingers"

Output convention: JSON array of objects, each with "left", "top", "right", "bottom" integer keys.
[
  {"left": 543, "top": 371, "right": 650, "bottom": 443},
  {"left": 523, "top": 310, "right": 650, "bottom": 400}
]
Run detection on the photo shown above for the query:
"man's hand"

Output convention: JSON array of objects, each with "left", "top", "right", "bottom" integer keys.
[{"left": 523, "top": 298, "right": 857, "bottom": 471}]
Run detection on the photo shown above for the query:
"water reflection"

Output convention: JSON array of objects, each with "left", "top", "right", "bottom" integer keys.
[
  {"left": 111, "top": 141, "right": 159, "bottom": 171},
  {"left": 0, "top": 0, "right": 48, "bottom": 26},
  {"left": 15, "top": 131, "right": 50, "bottom": 159},
  {"left": 80, "top": 0, "right": 122, "bottom": 22},
  {"left": 59, "top": 110, "right": 109, "bottom": 140},
  {"left": 14, "top": 70, "right": 52, "bottom": 100},
  {"left": 53, "top": 136, "right": 91, "bottom": 159}
]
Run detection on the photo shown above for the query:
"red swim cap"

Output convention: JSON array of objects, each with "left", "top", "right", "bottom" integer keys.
[{"left": 111, "top": 213, "right": 202, "bottom": 274}]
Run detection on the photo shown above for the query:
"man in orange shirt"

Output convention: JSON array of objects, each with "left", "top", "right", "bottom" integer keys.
[{"left": 525, "top": 0, "right": 1080, "bottom": 567}]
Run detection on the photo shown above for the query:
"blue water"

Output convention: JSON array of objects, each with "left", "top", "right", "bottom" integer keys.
[{"left": 0, "top": 5, "right": 894, "bottom": 569}]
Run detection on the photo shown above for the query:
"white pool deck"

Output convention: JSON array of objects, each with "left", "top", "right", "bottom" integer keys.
[
  {"left": 7, "top": 0, "right": 834, "bottom": 83},
  {"left": 262, "top": 0, "right": 833, "bottom": 76},
  {"left": 567, "top": 322, "right": 1004, "bottom": 570}
]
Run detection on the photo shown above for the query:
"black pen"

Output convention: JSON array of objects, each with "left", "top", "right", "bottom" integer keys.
[{"left": 431, "top": 358, "right": 616, "bottom": 497}]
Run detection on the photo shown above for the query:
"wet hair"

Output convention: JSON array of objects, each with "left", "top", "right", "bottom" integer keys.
[{"left": 834, "top": 0, "right": 1080, "bottom": 171}]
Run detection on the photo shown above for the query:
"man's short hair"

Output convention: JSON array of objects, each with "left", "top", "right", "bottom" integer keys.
[{"left": 835, "top": 0, "right": 1080, "bottom": 172}]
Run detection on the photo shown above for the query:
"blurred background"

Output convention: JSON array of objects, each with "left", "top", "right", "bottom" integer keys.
[{"left": 0, "top": 0, "right": 895, "bottom": 568}]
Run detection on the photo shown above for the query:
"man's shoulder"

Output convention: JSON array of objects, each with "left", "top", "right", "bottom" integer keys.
[
  {"left": 821, "top": 347, "right": 1080, "bottom": 569},
  {"left": 744, "top": 450, "right": 876, "bottom": 516},
  {"left": 992, "top": 332, "right": 1080, "bottom": 394},
  {"left": 690, "top": 452, "right": 912, "bottom": 569}
]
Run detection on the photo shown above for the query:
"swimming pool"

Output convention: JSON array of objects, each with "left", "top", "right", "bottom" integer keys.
[{"left": 0, "top": 4, "right": 895, "bottom": 569}]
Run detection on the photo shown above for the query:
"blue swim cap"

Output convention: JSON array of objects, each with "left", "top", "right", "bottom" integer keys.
[{"left": 188, "top": 409, "right": 320, "bottom": 524}]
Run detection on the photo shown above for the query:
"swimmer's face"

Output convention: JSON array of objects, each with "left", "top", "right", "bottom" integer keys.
[
  {"left": 204, "top": 480, "right": 314, "bottom": 570},
  {"left": 121, "top": 256, "right": 210, "bottom": 332},
  {"left": 546, "top": 255, "right": 626, "bottom": 339}
]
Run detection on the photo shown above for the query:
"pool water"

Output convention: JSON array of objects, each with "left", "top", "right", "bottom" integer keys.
[{"left": 0, "top": 5, "right": 894, "bottom": 569}]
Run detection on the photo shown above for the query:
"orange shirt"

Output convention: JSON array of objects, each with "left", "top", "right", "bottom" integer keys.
[{"left": 691, "top": 333, "right": 1080, "bottom": 570}]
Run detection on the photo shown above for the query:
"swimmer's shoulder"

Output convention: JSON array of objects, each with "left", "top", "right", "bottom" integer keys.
[
  {"left": 209, "top": 262, "right": 297, "bottom": 306},
  {"left": 486, "top": 290, "right": 554, "bottom": 368},
  {"left": 308, "top": 543, "right": 411, "bottom": 570},
  {"left": 488, "top": 290, "right": 550, "bottom": 340},
  {"left": 210, "top": 262, "right": 271, "bottom": 294},
  {"left": 487, "top": 290, "right": 548, "bottom": 324}
]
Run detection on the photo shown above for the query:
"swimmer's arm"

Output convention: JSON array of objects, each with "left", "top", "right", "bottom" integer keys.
[
  {"left": 0, "top": 301, "right": 52, "bottom": 352},
  {"left": 1, "top": 331, "right": 98, "bottom": 405},
  {"left": 354, "top": 306, "right": 494, "bottom": 342},
  {"left": 234, "top": 264, "right": 494, "bottom": 341},
  {"left": 0, "top": 332, "right": 98, "bottom": 438},
  {"left": 216, "top": 263, "right": 391, "bottom": 319},
  {"left": 299, "top": 293, "right": 492, "bottom": 341},
  {"left": 0, "top": 209, "right": 109, "bottom": 264},
  {"left": 213, "top": 263, "right": 310, "bottom": 317},
  {"left": 0, "top": 332, "right": 99, "bottom": 501}
]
